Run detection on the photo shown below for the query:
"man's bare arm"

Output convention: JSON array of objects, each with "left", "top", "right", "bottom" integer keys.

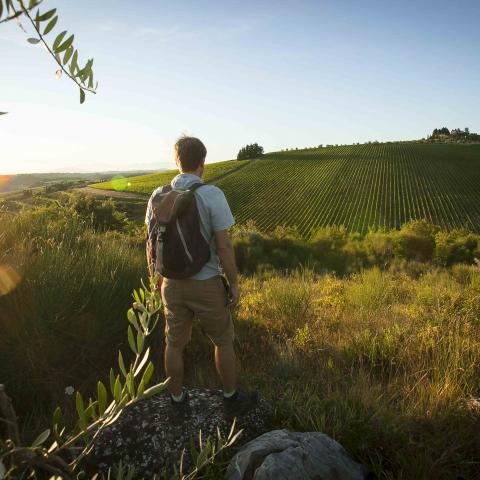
[{"left": 215, "top": 229, "right": 239, "bottom": 307}]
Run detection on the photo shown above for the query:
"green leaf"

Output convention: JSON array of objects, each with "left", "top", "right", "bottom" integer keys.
[
  {"left": 52, "top": 30, "right": 67, "bottom": 50},
  {"left": 137, "top": 362, "right": 154, "bottom": 396},
  {"left": 52, "top": 406, "right": 62, "bottom": 428},
  {"left": 134, "top": 347, "right": 150, "bottom": 376},
  {"left": 43, "top": 15, "right": 58, "bottom": 35},
  {"left": 88, "top": 70, "right": 94, "bottom": 89},
  {"left": 114, "top": 375, "right": 121, "bottom": 403},
  {"left": 80, "top": 88, "right": 85, "bottom": 104},
  {"left": 37, "top": 8, "right": 56, "bottom": 21},
  {"left": 133, "top": 289, "right": 141, "bottom": 304},
  {"left": 136, "top": 330, "right": 144, "bottom": 354},
  {"left": 118, "top": 350, "right": 127, "bottom": 377},
  {"left": 27, "top": 38, "right": 40, "bottom": 44},
  {"left": 127, "top": 309, "right": 140, "bottom": 331},
  {"left": 84, "top": 400, "right": 98, "bottom": 420},
  {"left": 63, "top": 45, "right": 74, "bottom": 65},
  {"left": 55, "top": 34, "right": 74, "bottom": 53},
  {"left": 126, "top": 372, "right": 134, "bottom": 396},
  {"left": 127, "top": 326, "right": 137, "bottom": 354},
  {"left": 34, "top": 11, "right": 40, "bottom": 31},
  {"left": 76, "top": 391, "right": 85, "bottom": 420},
  {"left": 32, "top": 429, "right": 50, "bottom": 448},
  {"left": 97, "top": 381, "right": 107, "bottom": 415},
  {"left": 109, "top": 368, "right": 115, "bottom": 395},
  {"left": 139, "top": 312, "right": 148, "bottom": 330},
  {"left": 70, "top": 49, "right": 78, "bottom": 73},
  {"left": 141, "top": 381, "right": 167, "bottom": 399}
]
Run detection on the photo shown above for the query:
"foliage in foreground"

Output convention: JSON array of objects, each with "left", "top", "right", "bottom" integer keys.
[
  {"left": 0, "top": 278, "right": 240, "bottom": 479},
  {"left": 0, "top": 0, "right": 97, "bottom": 103},
  {"left": 1, "top": 204, "right": 480, "bottom": 478},
  {"left": 231, "top": 266, "right": 480, "bottom": 479}
]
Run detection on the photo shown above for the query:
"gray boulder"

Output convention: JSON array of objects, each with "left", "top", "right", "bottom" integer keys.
[
  {"left": 88, "top": 388, "right": 272, "bottom": 478},
  {"left": 225, "top": 429, "right": 366, "bottom": 480}
]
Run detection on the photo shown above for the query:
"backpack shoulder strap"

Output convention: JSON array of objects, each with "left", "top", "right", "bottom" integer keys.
[{"left": 188, "top": 182, "right": 207, "bottom": 193}]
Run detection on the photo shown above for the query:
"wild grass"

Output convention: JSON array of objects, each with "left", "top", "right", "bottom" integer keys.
[
  {"left": 0, "top": 203, "right": 145, "bottom": 424},
  {"left": 223, "top": 268, "right": 480, "bottom": 479},
  {"left": 1, "top": 204, "right": 480, "bottom": 478}
]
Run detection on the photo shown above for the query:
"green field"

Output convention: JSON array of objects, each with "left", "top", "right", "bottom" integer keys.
[
  {"left": 90, "top": 159, "right": 249, "bottom": 194},
  {"left": 90, "top": 143, "right": 480, "bottom": 235}
]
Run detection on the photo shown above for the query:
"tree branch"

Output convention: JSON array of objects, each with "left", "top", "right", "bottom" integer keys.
[
  {"left": 0, "top": 0, "right": 42, "bottom": 24},
  {"left": 17, "top": 0, "right": 96, "bottom": 95}
]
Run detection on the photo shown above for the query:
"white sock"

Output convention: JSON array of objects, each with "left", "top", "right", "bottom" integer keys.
[
  {"left": 171, "top": 390, "right": 185, "bottom": 402},
  {"left": 223, "top": 389, "right": 236, "bottom": 399}
]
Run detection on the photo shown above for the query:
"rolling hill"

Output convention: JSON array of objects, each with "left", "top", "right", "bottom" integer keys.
[{"left": 89, "top": 143, "right": 480, "bottom": 236}]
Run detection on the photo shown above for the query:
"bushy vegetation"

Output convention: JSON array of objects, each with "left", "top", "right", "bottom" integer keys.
[
  {"left": 1, "top": 204, "right": 480, "bottom": 478},
  {"left": 0, "top": 199, "right": 145, "bottom": 421},
  {"left": 236, "top": 143, "right": 264, "bottom": 160},
  {"left": 232, "top": 220, "right": 480, "bottom": 275},
  {"left": 234, "top": 266, "right": 480, "bottom": 479}
]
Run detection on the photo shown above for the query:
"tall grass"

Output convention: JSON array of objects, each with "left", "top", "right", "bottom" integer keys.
[
  {"left": 1, "top": 204, "right": 480, "bottom": 478},
  {"left": 232, "top": 267, "right": 480, "bottom": 479},
  {"left": 0, "top": 204, "right": 145, "bottom": 423}
]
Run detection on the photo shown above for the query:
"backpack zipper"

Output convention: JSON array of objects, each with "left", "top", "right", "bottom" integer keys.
[{"left": 176, "top": 219, "right": 194, "bottom": 262}]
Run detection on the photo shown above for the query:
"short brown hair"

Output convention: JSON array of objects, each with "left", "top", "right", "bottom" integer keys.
[{"left": 174, "top": 136, "right": 207, "bottom": 172}]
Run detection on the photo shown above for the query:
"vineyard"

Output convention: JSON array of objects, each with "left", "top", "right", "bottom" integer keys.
[
  {"left": 90, "top": 143, "right": 480, "bottom": 236},
  {"left": 90, "top": 159, "right": 249, "bottom": 194}
]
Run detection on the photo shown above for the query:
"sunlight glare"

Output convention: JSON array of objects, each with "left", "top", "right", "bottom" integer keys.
[
  {"left": 0, "top": 176, "right": 13, "bottom": 190},
  {"left": 0, "top": 264, "right": 21, "bottom": 296},
  {"left": 111, "top": 175, "right": 128, "bottom": 191}
]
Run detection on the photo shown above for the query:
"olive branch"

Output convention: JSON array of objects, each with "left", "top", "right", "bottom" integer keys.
[{"left": 0, "top": 0, "right": 98, "bottom": 104}]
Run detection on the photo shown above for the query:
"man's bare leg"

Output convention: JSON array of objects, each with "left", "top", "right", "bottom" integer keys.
[
  {"left": 165, "top": 344, "right": 185, "bottom": 397},
  {"left": 215, "top": 344, "right": 236, "bottom": 394}
]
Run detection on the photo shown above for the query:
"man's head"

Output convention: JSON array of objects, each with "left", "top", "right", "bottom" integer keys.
[{"left": 174, "top": 136, "right": 207, "bottom": 175}]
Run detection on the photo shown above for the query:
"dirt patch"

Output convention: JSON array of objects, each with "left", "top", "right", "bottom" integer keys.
[{"left": 74, "top": 187, "right": 149, "bottom": 200}]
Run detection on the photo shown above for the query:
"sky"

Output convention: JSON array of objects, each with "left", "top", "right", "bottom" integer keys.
[{"left": 1, "top": 0, "right": 479, "bottom": 174}]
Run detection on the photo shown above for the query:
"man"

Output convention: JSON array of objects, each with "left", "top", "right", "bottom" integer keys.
[{"left": 145, "top": 136, "right": 257, "bottom": 417}]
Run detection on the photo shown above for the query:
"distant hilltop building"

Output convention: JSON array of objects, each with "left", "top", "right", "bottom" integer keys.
[{"left": 428, "top": 126, "right": 479, "bottom": 143}]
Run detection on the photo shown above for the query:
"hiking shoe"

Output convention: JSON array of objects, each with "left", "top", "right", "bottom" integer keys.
[
  {"left": 170, "top": 390, "right": 190, "bottom": 419},
  {"left": 223, "top": 390, "right": 259, "bottom": 418}
]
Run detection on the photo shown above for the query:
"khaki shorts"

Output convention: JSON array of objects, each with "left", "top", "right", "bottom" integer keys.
[{"left": 161, "top": 275, "right": 234, "bottom": 348}]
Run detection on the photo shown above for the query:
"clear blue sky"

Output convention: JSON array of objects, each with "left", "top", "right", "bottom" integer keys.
[{"left": 1, "top": 0, "right": 479, "bottom": 174}]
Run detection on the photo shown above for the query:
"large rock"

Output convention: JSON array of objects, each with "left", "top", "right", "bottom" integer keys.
[
  {"left": 225, "top": 429, "right": 367, "bottom": 480},
  {"left": 88, "top": 388, "right": 272, "bottom": 477}
]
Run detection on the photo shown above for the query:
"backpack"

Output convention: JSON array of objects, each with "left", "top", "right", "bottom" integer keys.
[{"left": 146, "top": 182, "right": 211, "bottom": 279}]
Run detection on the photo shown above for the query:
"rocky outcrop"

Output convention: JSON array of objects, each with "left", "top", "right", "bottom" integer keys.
[
  {"left": 225, "top": 429, "right": 367, "bottom": 480},
  {"left": 88, "top": 388, "right": 273, "bottom": 478}
]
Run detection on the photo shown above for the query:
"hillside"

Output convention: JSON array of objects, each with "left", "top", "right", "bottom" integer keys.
[
  {"left": 90, "top": 159, "right": 249, "bottom": 194},
  {"left": 90, "top": 143, "right": 480, "bottom": 235},
  {"left": 0, "top": 170, "right": 155, "bottom": 194}
]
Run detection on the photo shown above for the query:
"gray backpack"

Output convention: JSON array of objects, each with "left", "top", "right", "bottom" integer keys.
[{"left": 146, "top": 183, "right": 211, "bottom": 279}]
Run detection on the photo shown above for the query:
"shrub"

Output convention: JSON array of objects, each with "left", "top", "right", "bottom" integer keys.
[
  {"left": 393, "top": 220, "right": 438, "bottom": 261},
  {"left": 434, "top": 230, "right": 479, "bottom": 266}
]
